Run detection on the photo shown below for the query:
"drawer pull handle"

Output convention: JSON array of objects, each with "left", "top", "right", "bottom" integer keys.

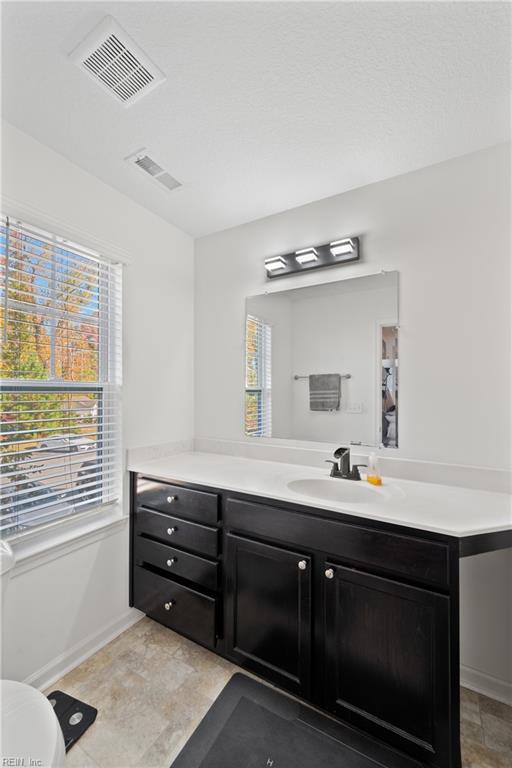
[
  {"left": 298, "top": 560, "right": 307, "bottom": 571},
  {"left": 167, "top": 496, "right": 177, "bottom": 504},
  {"left": 167, "top": 527, "right": 177, "bottom": 535},
  {"left": 164, "top": 601, "right": 175, "bottom": 611},
  {"left": 325, "top": 568, "right": 335, "bottom": 580},
  {"left": 166, "top": 558, "right": 176, "bottom": 567}
]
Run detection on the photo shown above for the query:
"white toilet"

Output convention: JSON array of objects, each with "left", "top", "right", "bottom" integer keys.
[{"left": 0, "top": 541, "right": 66, "bottom": 767}]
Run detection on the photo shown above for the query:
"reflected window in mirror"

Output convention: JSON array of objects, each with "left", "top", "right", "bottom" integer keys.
[
  {"left": 381, "top": 326, "right": 398, "bottom": 448},
  {"left": 245, "top": 314, "right": 272, "bottom": 436}
]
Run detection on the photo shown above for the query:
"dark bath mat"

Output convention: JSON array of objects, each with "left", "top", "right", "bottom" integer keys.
[
  {"left": 199, "top": 696, "right": 364, "bottom": 768},
  {"left": 171, "top": 673, "right": 422, "bottom": 768},
  {"left": 47, "top": 690, "right": 97, "bottom": 752}
]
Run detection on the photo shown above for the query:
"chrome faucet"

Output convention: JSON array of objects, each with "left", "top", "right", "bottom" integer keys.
[{"left": 325, "top": 446, "right": 367, "bottom": 481}]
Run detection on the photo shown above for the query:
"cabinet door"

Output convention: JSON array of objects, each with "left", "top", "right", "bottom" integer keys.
[
  {"left": 225, "top": 533, "right": 312, "bottom": 697},
  {"left": 324, "top": 563, "right": 450, "bottom": 766}
]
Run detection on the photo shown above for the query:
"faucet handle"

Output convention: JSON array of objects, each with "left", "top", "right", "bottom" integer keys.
[
  {"left": 350, "top": 464, "right": 368, "bottom": 481},
  {"left": 325, "top": 460, "right": 338, "bottom": 477}
]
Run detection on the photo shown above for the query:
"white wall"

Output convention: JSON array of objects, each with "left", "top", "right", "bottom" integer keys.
[
  {"left": 195, "top": 144, "right": 512, "bottom": 701},
  {"left": 0, "top": 121, "right": 195, "bottom": 685},
  {"left": 460, "top": 549, "right": 512, "bottom": 704},
  {"left": 195, "top": 144, "right": 511, "bottom": 469}
]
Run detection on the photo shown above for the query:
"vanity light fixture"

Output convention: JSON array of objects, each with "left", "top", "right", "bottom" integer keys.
[
  {"left": 264, "top": 256, "right": 287, "bottom": 273},
  {"left": 264, "top": 236, "right": 360, "bottom": 279},
  {"left": 329, "top": 238, "right": 355, "bottom": 258},
  {"left": 295, "top": 248, "right": 318, "bottom": 265}
]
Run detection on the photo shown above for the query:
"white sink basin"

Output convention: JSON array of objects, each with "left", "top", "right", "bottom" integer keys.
[{"left": 287, "top": 478, "right": 396, "bottom": 505}]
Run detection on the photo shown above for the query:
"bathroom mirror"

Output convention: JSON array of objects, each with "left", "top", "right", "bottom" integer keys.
[{"left": 244, "top": 271, "right": 399, "bottom": 447}]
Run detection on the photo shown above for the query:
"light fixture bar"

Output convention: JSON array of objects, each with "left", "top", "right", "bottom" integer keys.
[{"left": 264, "top": 236, "right": 360, "bottom": 279}]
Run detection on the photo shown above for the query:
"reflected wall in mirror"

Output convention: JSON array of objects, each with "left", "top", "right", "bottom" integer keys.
[{"left": 244, "top": 271, "right": 399, "bottom": 447}]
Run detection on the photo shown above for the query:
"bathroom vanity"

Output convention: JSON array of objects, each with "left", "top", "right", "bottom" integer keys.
[{"left": 129, "top": 453, "right": 512, "bottom": 768}]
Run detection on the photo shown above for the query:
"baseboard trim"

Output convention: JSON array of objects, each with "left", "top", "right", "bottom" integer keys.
[
  {"left": 22, "top": 610, "right": 512, "bottom": 708},
  {"left": 25, "top": 608, "right": 144, "bottom": 692},
  {"left": 461, "top": 664, "right": 512, "bottom": 706}
]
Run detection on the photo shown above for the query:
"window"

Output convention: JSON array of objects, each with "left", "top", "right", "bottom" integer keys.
[
  {"left": 0, "top": 216, "right": 122, "bottom": 539},
  {"left": 245, "top": 314, "right": 271, "bottom": 437}
]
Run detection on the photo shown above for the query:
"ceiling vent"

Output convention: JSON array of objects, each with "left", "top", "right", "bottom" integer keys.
[
  {"left": 69, "top": 16, "right": 165, "bottom": 106},
  {"left": 126, "top": 149, "right": 182, "bottom": 192}
]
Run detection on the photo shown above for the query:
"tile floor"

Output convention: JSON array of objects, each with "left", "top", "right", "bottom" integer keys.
[{"left": 46, "top": 617, "right": 512, "bottom": 768}]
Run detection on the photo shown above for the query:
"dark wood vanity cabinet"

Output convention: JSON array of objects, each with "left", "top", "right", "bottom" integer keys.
[
  {"left": 131, "top": 473, "right": 483, "bottom": 768},
  {"left": 221, "top": 496, "right": 458, "bottom": 767},
  {"left": 323, "top": 563, "right": 451, "bottom": 764},
  {"left": 130, "top": 475, "right": 221, "bottom": 650},
  {"left": 224, "top": 533, "right": 312, "bottom": 697}
]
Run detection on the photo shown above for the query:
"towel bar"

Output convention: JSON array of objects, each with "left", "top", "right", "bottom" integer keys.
[{"left": 293, "top": 374, "right": 351, "bottom": 380}]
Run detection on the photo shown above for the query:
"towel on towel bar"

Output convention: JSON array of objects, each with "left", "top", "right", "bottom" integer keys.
[{"left": 309, "top": 374, "right": 341, "bottom": 411}]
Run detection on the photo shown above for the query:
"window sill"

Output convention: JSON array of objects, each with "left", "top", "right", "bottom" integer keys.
[{"left": 8, "top": 504, "right": 128, "bottom": 576}]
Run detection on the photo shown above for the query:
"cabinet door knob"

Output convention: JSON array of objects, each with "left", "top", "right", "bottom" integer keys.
[
  {"left": 164, "top": 601, "right": 175, "bottom": 611},
  {"left": 325, "top": 568, "right": 335, "bottom": 579},
  {"left": 167, "top": 495, "right": 177, "bottom": 503},
  {"left": 298, "top": 560, "right": 307, "bottom": 570},
  {"left": 167, "top": 527, "right": 177, "bottom": 535},
  {"left": 166, "top": 558, "right": 176, "bottom": 567}
]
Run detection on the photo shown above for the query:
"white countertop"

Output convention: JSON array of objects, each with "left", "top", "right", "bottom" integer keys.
[{"left": 128, "top": 452, "right": 512, "bottom": 538}]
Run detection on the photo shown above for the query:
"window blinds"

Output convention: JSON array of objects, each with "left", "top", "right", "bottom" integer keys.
[
  {"left": 0, "top": 215, "right": 122, "bottom": 539},
  {"left": 245, "top": 314, "right": 272, "bottom": 437}
]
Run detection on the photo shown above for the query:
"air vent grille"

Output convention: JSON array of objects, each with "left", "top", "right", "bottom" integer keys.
[
  {"left": 134, "top": 154, "right": 164, "bottom": 176},
  {"left": 70, "top": 16, "right": 165, "bottom": 106},
  {"left": 126, "top": 150, "right": 182, "bottom": 193}
]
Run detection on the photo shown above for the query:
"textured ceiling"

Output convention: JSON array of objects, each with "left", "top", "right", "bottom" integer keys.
[{"left": 1, "top": 2, "right": 510, "bottom": 237}]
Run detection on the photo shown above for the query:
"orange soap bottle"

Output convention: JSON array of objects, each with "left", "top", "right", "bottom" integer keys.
[{"left": 367, "top": 453, "right": 382, "bottom": 486}]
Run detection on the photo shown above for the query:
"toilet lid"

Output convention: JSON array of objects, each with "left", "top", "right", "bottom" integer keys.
[{"left": 1, "top": 680, "right": 66, "bottom": 767}]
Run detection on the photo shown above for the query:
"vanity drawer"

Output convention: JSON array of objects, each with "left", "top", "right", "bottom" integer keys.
[
  {"left": 135, "top": 508, "right": 219, "bottom": 558},
  {"left": 134, "top": 536, "right": 219, "bottom": 591},
  {"left": 133, "top": 566, "right": 217, "bottom": 648},
  {"left": 136, "top": 477, "right": 219, "bottom": 525},
  {"left": 225, "top": 498, "right": 449, "bottom": 589}
]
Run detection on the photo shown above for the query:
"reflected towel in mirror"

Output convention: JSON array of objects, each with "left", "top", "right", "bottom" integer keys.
[{"left": 309, "top": 374, "right": 341, "bottom": 411}]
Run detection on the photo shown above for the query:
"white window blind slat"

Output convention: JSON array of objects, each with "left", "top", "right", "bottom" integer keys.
[
  {"left": 1, "top": 215, "right": 122, "bottom": 539},
  {"left": 1, "top": 462, "right": 119, "bottom": 493},
  {"left": 0, "top": 441, "right": 117, "bottom": 460},
  {"left": 0, "top": 492, "right": 118, "bottom": 533},
  {"left": 1, "top": 475, "right": 119, "bottom": 514},
  {"left": 0, "top": 450, "right": 119, "bottom": 479},
  {"left": 2, "top": 442, "right": 117, "bottom": 476},
  {"left": 1, "top": 257, "right": 117, "bottom": 287}
]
